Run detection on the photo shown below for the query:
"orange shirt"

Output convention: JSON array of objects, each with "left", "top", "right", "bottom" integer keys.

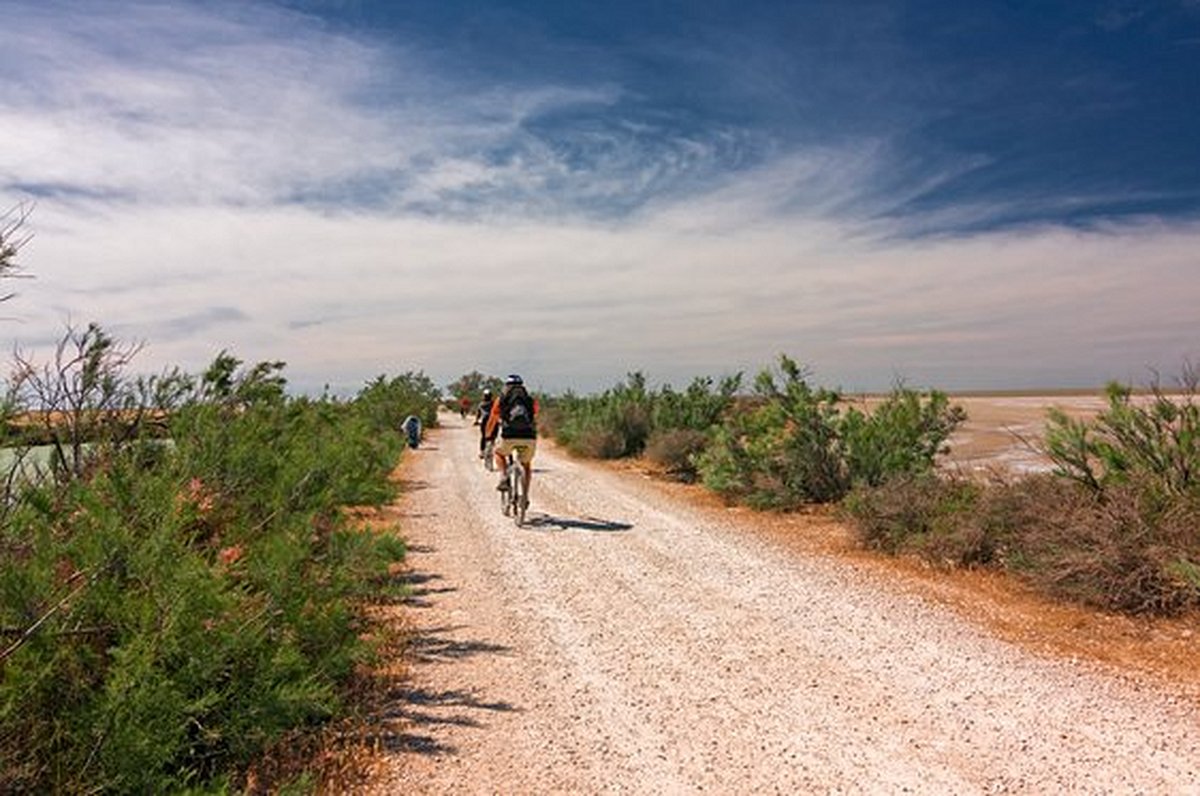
[{"left": 484, "top": 397, "right": 501, "bottom": 439}]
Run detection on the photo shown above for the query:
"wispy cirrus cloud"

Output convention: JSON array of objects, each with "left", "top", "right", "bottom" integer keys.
[
  {"left": 0, "top": 0, "right": 1196, "bottom": 395},
  {"left": 0, "top": 1, "right": 765, "bottom": 221}
]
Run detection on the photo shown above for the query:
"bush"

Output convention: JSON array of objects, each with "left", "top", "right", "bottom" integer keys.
[
  {"left": 844, "top": 471, "right": 1200, "bottom": 616},
  {"left": 697, "top": 356, "right": 965, "bottom": 508},
  {"left": 645, "top": 428, "right": 710, "bottom": 482},
  {"left": 844, "top": 475, "right": 985, "bottom": 563},
  {"left": 0, "top": 340, "right": 418, "bottom": 793},
  {"left": 1011, "top": 477, "right": 1200, "bottom": 615},
  {"left": 1045, "top": 371, "right": 1200, "bottom": 498},
  {"left": 355, "top": 371, "right": 442, "bottom": 432},
  {"left": 842, "top": 388, "right": 966, "bottom": 488},
  {"left": 552, "top": 373, "right": 739, "bottom": 461}
]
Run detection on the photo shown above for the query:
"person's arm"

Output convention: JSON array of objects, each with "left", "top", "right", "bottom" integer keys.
[{"left": 484, "top": 398, "right": 501, "bottom": 438}]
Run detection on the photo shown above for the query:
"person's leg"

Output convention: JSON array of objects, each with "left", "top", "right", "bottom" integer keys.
[
  {"left": 495, "top": 438, "right": 510, "bottom": 487},
  {"left": 518, "top": 442, "right": 536, "bottom": 503}
]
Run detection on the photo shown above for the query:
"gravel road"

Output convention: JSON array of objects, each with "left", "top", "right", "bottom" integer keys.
[{"left": 371, "top": 416, "right": 1199, "bottom": 794}]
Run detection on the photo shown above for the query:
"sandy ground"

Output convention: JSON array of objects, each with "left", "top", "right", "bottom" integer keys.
[
  {"left": 938, "top": 394, "right": 1112, "bottom": 475},
  {"left": 366, "top": 411, "right": 1199, "bottom": 794}
]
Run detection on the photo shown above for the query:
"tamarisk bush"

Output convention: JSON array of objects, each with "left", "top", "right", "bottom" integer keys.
[
  {"left": 0, "top": 328, "right": 431, "bottom": 793},
  {"left": 697, "top": 356, "right": 964, "bottom": 508},
  {"left": 845, "top": 368, "right": 1200, "bottom": 615}
]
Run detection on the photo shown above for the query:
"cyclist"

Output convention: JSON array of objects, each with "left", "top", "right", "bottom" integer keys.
[
  {"left": 476, "top": 388, "right": 495, "bottom": 458},
  {"left": 485, "top": 375, "right": 537, "bottom": 501},
  {"left": 401, "top": 414, "right": 421, "bottom": 449}
]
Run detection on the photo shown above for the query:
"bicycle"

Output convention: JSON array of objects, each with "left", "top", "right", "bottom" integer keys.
[
  {"left": 499, "top": 452, "right": 528, "bottom": 527},
  {"left": 482, "top": 438, "right": 496, "bottom": 471}
]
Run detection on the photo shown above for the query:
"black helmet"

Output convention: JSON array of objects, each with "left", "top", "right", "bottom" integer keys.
[
  {"left": 482, "top": 388, "right": 493, "bottom": 399},
  {"left": 505, "top": 374, "right": 523, "bottom": 386}
]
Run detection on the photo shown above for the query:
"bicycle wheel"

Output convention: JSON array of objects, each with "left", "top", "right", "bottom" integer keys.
[
  {"left": 511, "top": 459, "right": 526, "bottom": 527},
  {"left": 500, "top": 458, "right": 512, "bottom": 515}
]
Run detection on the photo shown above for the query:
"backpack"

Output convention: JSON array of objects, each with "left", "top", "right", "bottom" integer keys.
[{"left": 501, "top": 388, "right": 535, "bottom": 434}]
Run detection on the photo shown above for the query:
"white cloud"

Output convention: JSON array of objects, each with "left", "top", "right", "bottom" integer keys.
[
  {"left": 0, "top": 2, "right": 634, "bottom": 212},
  {"left": 0, "top": 1, "right": 1195, "bottom": 395},
  {"left": 10, "top": 192, "right": 1198, "bottom": 394}
]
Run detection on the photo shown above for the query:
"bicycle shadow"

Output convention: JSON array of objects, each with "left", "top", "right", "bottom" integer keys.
[{"left": 524, "top": 513, "right": 634, "bottom": 533}]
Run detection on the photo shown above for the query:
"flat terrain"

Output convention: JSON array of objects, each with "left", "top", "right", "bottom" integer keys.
[
  {"left": 939, "top": 394, "right": 1112, "bottom": 475},
  {"left": 366, "top": 406, "right": 1199, "bottom": 794}
]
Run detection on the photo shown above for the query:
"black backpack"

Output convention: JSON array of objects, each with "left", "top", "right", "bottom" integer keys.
[{"left": 501, "top": 388, "right": 535, "bottom": 433}]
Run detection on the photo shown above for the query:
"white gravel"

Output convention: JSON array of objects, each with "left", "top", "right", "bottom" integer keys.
[{"left": 372, "top": 416, "right": 1200, "bottom": 794}]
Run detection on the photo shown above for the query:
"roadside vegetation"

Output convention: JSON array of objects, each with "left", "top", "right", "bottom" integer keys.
[
  {"left": 846, "top": 372, "right": 1200, "bottom": 615},
  {"left": 543, "top": 371, "right": 741, "bottom": 480},
  {"left": 549, "top": 356, "right": 1200, "bottom": 617},
  {"left": 0, "top": 324, "right": 439, "bottom": 793}
]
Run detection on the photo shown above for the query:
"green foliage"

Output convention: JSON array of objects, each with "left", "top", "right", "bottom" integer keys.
[
  {"left": 697, "top": 356, "right": 965, "bottom": 508},
  {"left": 842, "top": 387, "right": 967, "bottom": 489},
  {"left": 355, "top": 371, "right": 442, "bottom": 432},
  {"left": 0, "top": 341, "right": 414, "bottom": 793},
  {"left": 550, "top": 357, "right": 962, "bottom": 505},
  {"left": 1045, "top": 372, "right": 1200, "bottom": 499},
  {"left": 552, "top": 372, "right": 740, "bottom": 460}
]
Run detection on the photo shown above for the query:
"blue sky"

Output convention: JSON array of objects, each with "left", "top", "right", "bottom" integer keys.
[{"left": 1, "top": 0, "right": 1198, "bottom": 394}]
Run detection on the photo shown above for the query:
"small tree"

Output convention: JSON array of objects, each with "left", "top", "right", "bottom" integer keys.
[
  {"left": 445, "top": 370, "right": 502, "bottom": 403},
  {"left": 9, "top": 323, "right": 151, "bottom": 482}
]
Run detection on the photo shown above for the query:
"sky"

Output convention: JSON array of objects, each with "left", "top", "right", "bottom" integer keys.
[{"left": 1, "top": 0, "right": 1198, "bottom": 395}]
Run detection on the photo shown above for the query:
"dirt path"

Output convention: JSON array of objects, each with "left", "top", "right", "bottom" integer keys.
[{"left": 369, "top": 416, "right": 1199, "bottom": 794}]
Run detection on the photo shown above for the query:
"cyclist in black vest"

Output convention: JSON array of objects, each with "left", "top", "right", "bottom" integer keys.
[
  {"left": 485, "top": 375, "right": 538, "bottom": 499},
  {"left": 476, "top": 388, "right": 495, "bottom": 458}
]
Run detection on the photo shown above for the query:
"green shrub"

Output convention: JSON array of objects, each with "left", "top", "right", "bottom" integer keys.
[
  {"left": 552, "top": 373, "right": 739, "bottom": 460},
  {"left": 651, "top": 376, "right": 742, "bottom": 432},
  {"left": 0, "top": 343, "right": 414, "bottom": 793},
  {"left": 842, "top": 388, "right": 966, "bottom": 488},
  {"left": 697, "top": 357, "right": 965, "bottom": 508},
  {"left": 1046, "top": 373, "right": 1200, "bottom": 499},
  {"left": 356, "top": 371, "right": 442, "bottom": 432}
]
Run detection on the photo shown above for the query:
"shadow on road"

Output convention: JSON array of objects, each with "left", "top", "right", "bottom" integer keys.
[
  {"left": 405, "top": 625, "right": 512, "bottom": 664},
  {"left": 370, "top": 686, "right": 520, "bottom": 756},
  {"left": 382, "top": 622, "right": 517, "bottom": 757},
  {"left": 526, "top": 514, "right": 634, "bottom": 533},
  {"left": 399, "top": 571, "right": 459, "bottom": 608},
  {"left": 395, "top": 686, "right": 517, "bottom": 718}
]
